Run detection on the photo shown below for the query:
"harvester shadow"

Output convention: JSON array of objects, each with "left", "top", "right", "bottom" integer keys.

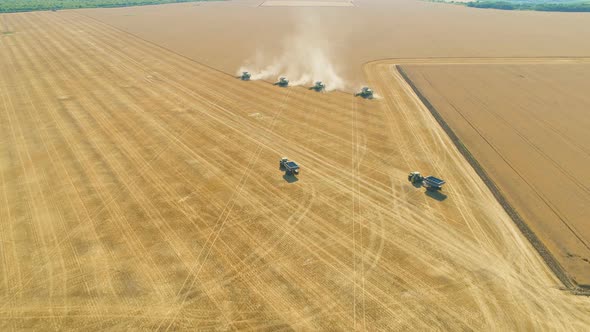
[
  {"left": 425, "top": 190, "right": 447, "bottom": 201},
  {"left": 283, "top": 174, "right": 299, "bottom": 183},
  {"left": 412, "top": 182, "right": 423, "bottom": 189}
]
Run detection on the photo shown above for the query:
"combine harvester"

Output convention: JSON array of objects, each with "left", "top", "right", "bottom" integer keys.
[
  {"left": 310, "top": 81, "right": 326, "bottom": 92},
  {"left": 408, "top": 171, "right": 445, "bottom": 191},
  {"left": 356, "top": 86, "right": 374, "bottom": 99},
  {"left": 280, "top": 157, "right": 300, "bottom": 176},
  {"left": 275, "top": 77, "right": 289, "bottom": 87},
  {"left": 240, "top": 71, "right": 251, "bottom": 81}
]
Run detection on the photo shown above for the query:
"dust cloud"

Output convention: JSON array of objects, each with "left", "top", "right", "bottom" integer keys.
[{"left": 238, "top": 12, "right": 347, "bottom": 91}]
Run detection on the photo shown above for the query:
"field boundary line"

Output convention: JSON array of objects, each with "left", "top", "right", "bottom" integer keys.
[{"left": 395, "top": 65, "right": 590, "bottom": 296}]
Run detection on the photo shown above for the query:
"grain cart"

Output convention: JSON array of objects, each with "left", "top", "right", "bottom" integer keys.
[
  {"left": 423, "top": 176, "right": 445, "bottom": 191},
  {"left": 408, "top": 172, "right": 446, "bottom": 191},
  {"left": 280, "top": 157, "right": 300, "bottom": 176}
]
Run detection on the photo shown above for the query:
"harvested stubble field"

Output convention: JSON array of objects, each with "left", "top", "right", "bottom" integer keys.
[
  {"left": 1, "top": 10, "right": 590, "bottom": 330},
  {"left": 400, "top": 64, "right": 590, "bottom": 287}
]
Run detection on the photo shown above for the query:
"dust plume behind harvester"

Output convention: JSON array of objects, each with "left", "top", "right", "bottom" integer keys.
[{"left": 236, "top": 11, "right": 347, "bottom": 91}]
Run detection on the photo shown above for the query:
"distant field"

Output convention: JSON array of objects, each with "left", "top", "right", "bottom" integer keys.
[
  {"left": 0, "top": 0, "right": 215, "bottom": 13},
  {"left": 402, "top": 64, "right": 590, "bottom": 286},
  {"left": 261, "top": 1, "right": 354, "bottom": 6}
]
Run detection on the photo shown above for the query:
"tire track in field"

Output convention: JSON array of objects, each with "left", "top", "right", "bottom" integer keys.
[
  {"left": 0, "top": 68, "right": 25, "bottom": 308},
  {"left": 160, "top": 87, "right": 295, "bottom": 331},
  {"left": 0, "top": 15, "right": 23, "bottom": 298},
  {"left": 366, "top": 66, "right": 468, "bottom": 279},
  {"left": 28, "top": 14, "right": 236, "bottom": 316},
  {"left": 47, "top": 26, "right": 306, "bottom": 320},
  {"left": 367, "top": 63, "right": 530, "bottom": 327},
  {"left": 392, "top": 66, "right": 498, "bottom": 251},
  {"left": 390, "top": 63, "right": 590, "bottom": 322},
  {"left": 67, "top": 11, "right": 412, "bottom": 220},
  {"left": 1, "top": 15, "right": 125, "bottom": 315},
  {"left": 37, "top": 10, "right": 210, "bottom": 280},
  {"left": 390, "top": 64, "right": 550, "bottom": 323},
  {"left": 0, "top": 41, "right": 58, "bottom": 312},
  {"left": 5, "top": 11, "right": 590, "bottom": 330},
  {"left": 62, "top": 14, "right": 548, "bottom": 326},
  {"left": 1, "top": 10, "right": 440, "bottom": 330},
  {"left": 67, "top": 9, "right": 420, "bottom": 246},
  {"left": 1, "top": 18, "right": 83, "bottom": 319},
  {"left": 350, "top": 95, "right": 358, "bottom": 330},
  {"left": 382, "top": 64, "right": 498, "bottom": 252},
  {"left": 35, "top": 14, "right": 342, "bottom": 328},
  {"left": 68, "top": 11, "right": 395, "bottom": 183},
  {"left": 42, "top": 18, "right": 310, "bottom": 330},
  {"left": 0, "top": 73, "right": 70, "bottom": 329},
  {"left": 351, "top": 95, "right": 369, "bottom": 330},
  {"left": 6, "top": 14, "right": 176, "bottom": 308}
]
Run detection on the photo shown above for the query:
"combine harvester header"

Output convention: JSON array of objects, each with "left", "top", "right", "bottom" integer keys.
[
  {"left": 356, "top": 86, "right": 374, "bottom": 99},
  {"left": 275, "top": 77, "right": 289, "bottom": 87},
  {"left": 240, "top": 71, "right": 251, "bottom": 80},
  {"left": 310, "top": 81, "right": 326, "bottom": 92}
]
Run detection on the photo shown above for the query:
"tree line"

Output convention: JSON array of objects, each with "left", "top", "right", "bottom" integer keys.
[
  {"left": 0, "top": 0, "right": 216, "bottom": 13},
  {"left": 466, "top": 1, "right": 590, "bottom": 12}
]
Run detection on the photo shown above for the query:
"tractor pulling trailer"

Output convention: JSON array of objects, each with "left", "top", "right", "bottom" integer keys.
[
  {"left": 280, "top": 157, "right": 300, "bottom": 176},
  {"left": 408, "top": 171, "right": 445, "bottom": 191}
]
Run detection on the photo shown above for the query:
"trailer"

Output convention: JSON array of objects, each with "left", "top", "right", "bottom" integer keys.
[
  {"left": 280, "top": 157, "right": 300, "bottom": 176},
  {"left": 423, "top": 176, "right": 445, "bottom": 191}
]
